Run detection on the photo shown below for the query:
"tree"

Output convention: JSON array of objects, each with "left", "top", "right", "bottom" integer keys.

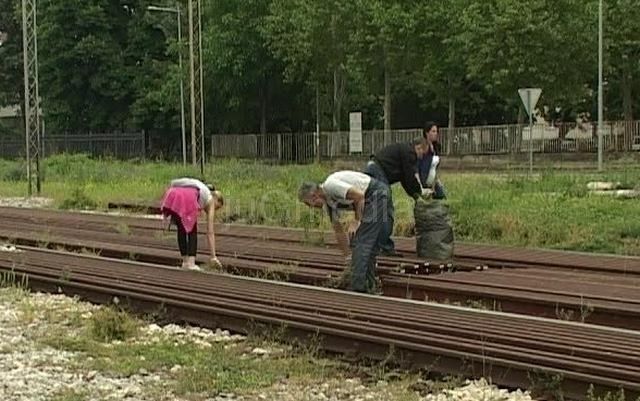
[
  {"left": 350, "top": 0, "right": 416, "bottom": 131},
  {"left": 410, "top": 0, "right": 471, "bottom": 132},
  {"left": 0, "top": 0, "right": 23, "bottom": 126},
  {"left": 264, "top": 0, "right": 354, "bottom": 131},
  {"left": 203, "top": 0, "right": 295, "bottom": 134},
  {"left": 606, "top": 0, "right": 640, "bottom": 121},
  {"left": 37, "top": 0, "right": 170, "bottom": 133},
  {"left": 126, "top": 1, "right": 180, "bottom": 135},
  {"left": 461, "top": 0, "right": 595, "bottom": 122}
]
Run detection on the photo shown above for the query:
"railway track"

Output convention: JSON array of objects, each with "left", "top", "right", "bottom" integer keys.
[
  {"left": 1, "top": 246, "right": 639, "bottom": 400},
  {"left": 13, "top": 205, "right": 640, "bottom": 275},
  {"left": 8, "top": 206, "right": 640, "bottom": 273},
  {"left": 1, "top": 207, "right": 640, "bottom": 329}
]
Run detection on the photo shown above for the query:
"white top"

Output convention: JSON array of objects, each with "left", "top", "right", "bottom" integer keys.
[
  {"left": 321, "top": 171, "right": 371, "bottom": 220},
  {"left": 170, "top": 178, "right": 212, "bottom": 209},
  {"left": 425, "top": 155, "right": 440, "bottom": 186}
]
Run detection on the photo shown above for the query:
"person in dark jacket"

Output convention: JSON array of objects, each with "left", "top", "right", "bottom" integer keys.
[
  {"left": 418, "top": 122, "right": 447, "bottom": 199},
  {"left": 363, "top": 138, "right": 428, "bottom": 256}
]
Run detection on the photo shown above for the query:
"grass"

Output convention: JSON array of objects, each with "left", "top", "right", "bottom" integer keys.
[
  {"left": 34, "top": 305, "right": 346, "bottom": 398},
  {"left": 17, "top": 293, "right": 440, "bottom": 400},
  {"left": 1, "top": 154, "right": 640, "bottom": 255},
  {"left": 89, "top": 307, "right": 140, "bottom": 342},
  {"left": 49, "top": 388, "right": 88, "bottom": 401}
]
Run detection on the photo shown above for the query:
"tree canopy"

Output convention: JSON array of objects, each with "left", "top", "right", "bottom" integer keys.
[{"left": 0, "top": 0, "right": 637, "bottom": 136}]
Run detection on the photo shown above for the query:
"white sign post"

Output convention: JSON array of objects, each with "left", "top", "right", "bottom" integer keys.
[
  {"left": 349, "top": 112, "right": 363, "bottom": 154},
  {"left": 518, "top": 88, "right": 542, "bottom": 176}
]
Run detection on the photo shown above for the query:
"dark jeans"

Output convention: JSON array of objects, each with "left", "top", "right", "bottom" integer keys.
[
  {"left": 363, "top": 161, "right": 395, "bottom": 254},
  {"left": 350, "top": 178, "right": 389, "bottom": 293},
  {"left": 165, "top": 210, "right": 197, "bottom": 257}
]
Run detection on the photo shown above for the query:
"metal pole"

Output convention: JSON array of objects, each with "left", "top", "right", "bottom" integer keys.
[
  {"left": 315, "top": 84, "right": 320, "bottom": 164},
  {"left": 22, "top": 0, "right": 30, "bottom": 196},
  {"left": 197, "top": 0, "right": 205, "bottom": 174},
  {"left": 41, "top": 117, "right": 45, "bottom": 160},
  {"left": 528, "top": 92, "right": 533, "bottom": 176},
  {"left": 33, "top": 1, "right": 41, "bottom": 194},
  {"left": 147, "top": 5, "right": 187, "bottom": 166},
  {"left": 188, "top": 0, "right": 197, "bottom": 168},
  {"left": 177, "top": 6, "right": 186, "bottom": 166},
  {"left": 597, "top": 0, "right": 604, "bottom": 171}
]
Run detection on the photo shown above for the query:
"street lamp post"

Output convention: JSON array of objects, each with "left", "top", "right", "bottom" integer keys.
[
  {"left": 597, "top": 0, "right": 604, "bottom": 171},
  {"left": 148, "top": 4, "right": 187, "bottom": 166}
]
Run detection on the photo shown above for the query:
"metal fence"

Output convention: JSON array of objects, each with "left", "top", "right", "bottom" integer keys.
[
  {"left": 438, "top": 120, "right": 640, "bottom": 155},
  {"left": 0, "top": 132, "right": 146, "bottom": 160},
  {"left": 210, "top": 121, "right": 640, "bottom": 162},
  {"left": 2, "top": 122, "right": 638, "bottom": 163},
  {"left": 211, "top": 129, "right": 422, "bottom": 163}
]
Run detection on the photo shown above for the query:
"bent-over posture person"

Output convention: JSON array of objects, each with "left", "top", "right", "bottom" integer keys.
[
  {"left": 298, "top": 171, "right": 389, "bottom": 293},
  {"left": 363, "top": 138, "right": 428, "bottom": 256},
  {"left": 160, "top": 177, "right": 224, "bottom": 270}
]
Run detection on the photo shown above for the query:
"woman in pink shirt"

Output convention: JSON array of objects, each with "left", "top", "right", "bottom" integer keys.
[{"left": 160, "top": 178, "right": 224, "bottom": 270}]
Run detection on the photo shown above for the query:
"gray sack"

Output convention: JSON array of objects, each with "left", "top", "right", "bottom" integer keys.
[{"left": 414, "top": 199, "right": 454, "bottom": 261}]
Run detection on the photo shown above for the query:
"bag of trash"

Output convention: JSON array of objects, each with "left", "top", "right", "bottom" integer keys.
[{"left": 414, "top": 198, "right": 454, "bottom": 261}]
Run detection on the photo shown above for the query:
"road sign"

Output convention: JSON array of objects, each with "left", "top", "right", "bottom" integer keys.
[
  {"left": 518, "top": 88, "right": 542, "bottom": 117},
  {"left": 518, "top": 88, "right": 542, "bottom": 176},
  {"left": 349, "top": 112, "right": 362, "bottom": 153}
]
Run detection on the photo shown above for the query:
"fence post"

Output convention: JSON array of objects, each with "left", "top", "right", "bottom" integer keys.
[
  {"left": 141, "top": 131, "right": 146, "bottom": 160},
  {"left": 277, "top": 133, "right": 282, "bottom": 162}
]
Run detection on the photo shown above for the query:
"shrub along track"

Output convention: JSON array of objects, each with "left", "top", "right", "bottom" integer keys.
[
  {"left": 1, "top": 207, "right": 640, "bottom": 331},
  {"left": 1, "top": 246, "right": 639, "bottom": 400}
]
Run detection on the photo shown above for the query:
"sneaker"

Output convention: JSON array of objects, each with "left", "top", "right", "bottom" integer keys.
[{"left": 184, "top": 264, "right": 201, "bottom": 271}]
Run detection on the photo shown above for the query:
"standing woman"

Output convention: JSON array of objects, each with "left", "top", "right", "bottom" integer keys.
[
  {"left": 160, "top": 177, "right": 224, "bottom": 270},
  {"left": 418, "top": 122, "right": 447, "bottom": 199}
]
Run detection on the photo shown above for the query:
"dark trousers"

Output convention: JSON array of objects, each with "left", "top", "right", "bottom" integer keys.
[
  {"left": 362, "top": 161, "right": 394, "bottom": 253},
  {"left": 166, "top": 211, "right": 197, "bottom": 257},
  {"left": 350, "top": 178, "right": 389, "bottom": 293}
]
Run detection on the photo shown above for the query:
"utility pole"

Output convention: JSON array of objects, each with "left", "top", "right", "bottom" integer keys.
[
  {"left": 597, "top": 0, "right": 604, "bottom": 171},
  {"left": 188, "top": 0, "right": 205, "bottom": 174},
  {"left": 22, "top": 0, "right": 42, "bottom": 196},
  {"left": 147, "top": 4, "right": 187, "bottom": 166}
]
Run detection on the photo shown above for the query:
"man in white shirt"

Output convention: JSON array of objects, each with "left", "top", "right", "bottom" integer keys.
[{"left": 298, "top": 171, "right": 389, "bottom": 293}]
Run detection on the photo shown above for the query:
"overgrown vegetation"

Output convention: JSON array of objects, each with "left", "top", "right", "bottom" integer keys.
[
  {"left": 35, "top": 304, "right": 342, "bottom": 398},
  {"left": 2, "top": 155, "right": 640, "bottom": 255},
  {"left": 49, "top": 388, "right": 88, "bottom": 401},
  {"left": 89, "top": 306, "right": 140, "bottom": 342},
  {"left": 1, "top": 0, "right": 637, "bottom": 135},
  {"left": 59, "top": 187, "right": 97, "bottom": 210},
  {"left": 0, "top": 266, "right": 29, "bottom": 290},
  {"left": 586, "top": 385, "right": 634, "bottom": 401}
]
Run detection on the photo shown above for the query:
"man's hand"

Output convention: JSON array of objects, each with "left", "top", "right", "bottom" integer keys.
[
  {"left": 209, "top": 256, "right": 223, "bottom": 269},
  {"left": 347, "top": 220, "right": 360, "bottom": 241},
  {"left": 421, "top": 187, "right": 434, "bottom": 198}
]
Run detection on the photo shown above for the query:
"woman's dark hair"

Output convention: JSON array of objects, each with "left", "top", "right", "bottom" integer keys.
[{"left": 423, "top": 121, "right": 437, "bottom": 137}]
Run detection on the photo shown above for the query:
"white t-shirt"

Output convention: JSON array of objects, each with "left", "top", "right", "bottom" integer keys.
[
  {"left": 321, "top": 171, "right": 371, "bottom": 221},
  {"left": 170, "top": 178, "right": 213, "bottom": 209}
]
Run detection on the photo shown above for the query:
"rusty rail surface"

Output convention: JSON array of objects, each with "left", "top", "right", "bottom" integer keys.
[
  {"left": 1, "top": 246, "right": 639, "bottom": 400},
  {"left": 15, "top": 205, "right": 640, "bottom": 275},
  {"left": 1, "top": 207, "right": 640, "bottom": 330}
]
